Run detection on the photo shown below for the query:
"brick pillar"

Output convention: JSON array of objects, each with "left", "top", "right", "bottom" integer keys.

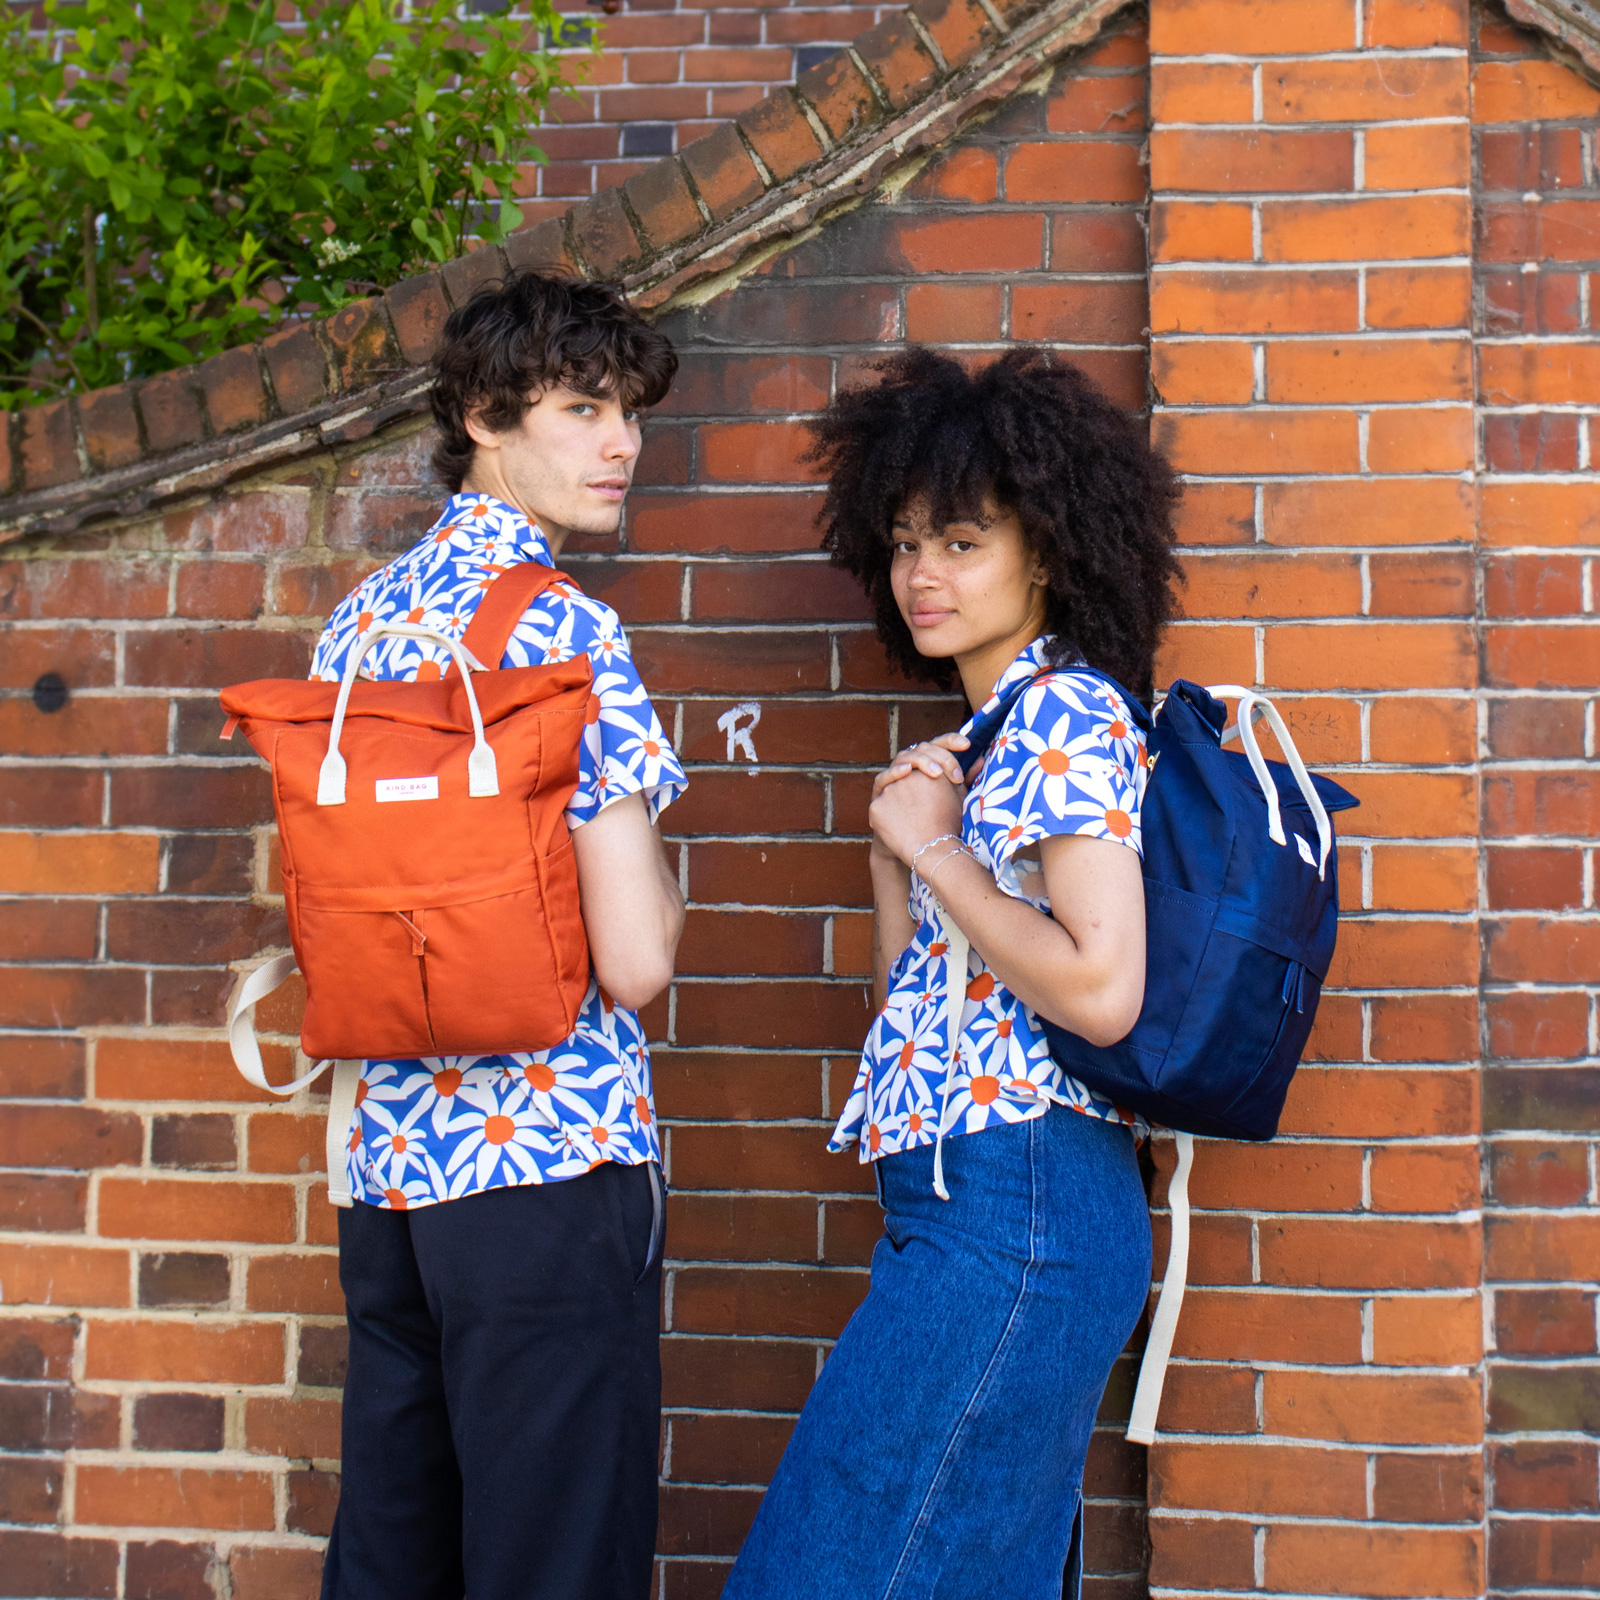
[
  {"left": 1473, "top": 4, "right": 1600, "bottom": 1593},
  {"left": 1145, "top": 0, "right": 1487, "bottom": 1593}
]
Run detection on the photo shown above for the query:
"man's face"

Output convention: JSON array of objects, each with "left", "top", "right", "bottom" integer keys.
[{"left": 463, "top": 383, "right": 642, "bottom": 549}]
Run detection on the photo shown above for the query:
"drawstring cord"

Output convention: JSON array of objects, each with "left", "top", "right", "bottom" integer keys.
[{"left": 930, "top": 896, "right": 970, "bottom": 1201}]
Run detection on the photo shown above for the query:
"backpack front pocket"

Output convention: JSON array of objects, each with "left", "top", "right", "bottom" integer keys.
[
  {"left": 295, "top": 899, "right": 435, "bottom": 1061},
  {"left": 410, "top": 869, "right": 588, "bottom": 1056}
]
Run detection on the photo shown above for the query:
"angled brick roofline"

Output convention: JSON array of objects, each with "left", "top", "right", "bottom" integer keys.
[
  {"left": 1507, "top": 0, "right": 1600, "bottom": 76},
  {"left": 1, "top": 0, "right": 1594, "bottom": 543},
  {"left": 0, "top": 0, "right": 1135, "bottom": 542}
]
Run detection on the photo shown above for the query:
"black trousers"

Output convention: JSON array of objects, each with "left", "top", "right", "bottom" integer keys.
[{"left": 320, "top": 1162, "right": 664, "bottom": 1600}]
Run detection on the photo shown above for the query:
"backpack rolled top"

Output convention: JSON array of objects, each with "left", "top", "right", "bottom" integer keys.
[
  {"left": 941, "top": 670, "right": 1359, "bottom": 1443},
  {"left": 217, "top": 563, "right": 598, "bottom": 1201}
]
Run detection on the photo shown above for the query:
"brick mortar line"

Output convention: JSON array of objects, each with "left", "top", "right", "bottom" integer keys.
[
  {"left": 1145, "top": 1511, "right": 1488, "bottom": 1527},
  {"left": 1157, "top": 401, "right": 1478, "bottom": 409},
  {"left": 1150, "top": 255, "right": 1477, "bottom": 266},
  {"left": 1155, "top": 119, "right": 1474, "bottom": 129},
  {"left": 1148, "top": 50, "right": 1473, "bottom": 64},
  {"left": 1156, "top": 331, "right": 1479, "bottom": 340}
]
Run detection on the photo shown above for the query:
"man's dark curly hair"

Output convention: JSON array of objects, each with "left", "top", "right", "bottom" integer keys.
[
  {"left": 808, "top": 347, "right": 1182, "bottom": 703},
  {"left": 430, "top": 271, "right": 678, "bottom": 491}
]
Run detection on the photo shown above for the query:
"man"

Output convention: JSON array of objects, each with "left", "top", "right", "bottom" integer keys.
[{"left": 310, "top": 272, "right": 685, "bottom": 1600}]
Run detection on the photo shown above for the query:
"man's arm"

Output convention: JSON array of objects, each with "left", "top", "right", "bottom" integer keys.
[{"left": 570, "top": 791, "right": 685, "bottom": 1011}]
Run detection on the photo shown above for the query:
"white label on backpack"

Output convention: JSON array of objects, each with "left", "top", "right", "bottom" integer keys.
[
  {"left": 1294, "top": 833, "right": 1315, "bottom": 866},
  {"left": 376, "top": 776, "right": 439, "bottom": 803}
]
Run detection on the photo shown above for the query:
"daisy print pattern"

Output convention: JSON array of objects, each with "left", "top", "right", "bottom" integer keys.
[
  {"left": 831, "top": 636, "right": 1148, "bottom": 1167},
  {"left": 311, "top": 493, "right": 686, "bottom": 1210}
]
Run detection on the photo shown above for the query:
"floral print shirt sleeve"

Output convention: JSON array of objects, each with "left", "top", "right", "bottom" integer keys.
[
  {"left": 308, "top": 493, "right": 685, "bottom": 1211},
  {"left": 831, "top": 636, "right": 1148, "bottom": 1164}
]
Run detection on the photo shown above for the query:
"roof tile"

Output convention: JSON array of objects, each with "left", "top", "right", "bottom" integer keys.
[
  {"left": 681, "top": 123, "right": 767, "bottom": 222},
  {"left": 854, "top": 14, "right": 942, "bottom": 109},
  {"left": 384, "top": 272, "right": 452, "bottom": 367},
  {"left": 321, "top": 298, "right": 403, "bottom": 392},
  {"left": 625, "top": 159, "right": 705, "bottom": 251},
  {"left": 261, "top": 323, "right": 330, "bottom": 416},
  {"left": 138, "top": 370, "right": 207, "bottom": 454},
  {"left": 505, "top": 217, "right": 580, "bottom": 275},
  {"left": 78, "top": 383, "right": 143, "bottom": 473},
  {"left": 796, "top": 50, "right": 884, "bottom": 142},
  {"left": 911, "top": 0, "right": 1001, "bottom": 71},
  {"left": 198, "top": 345, "right": 271, "bottom": 435},
  {"left": 736, "top": 88, "right": 826, "bottom": 183},
  {"left": 572, "top": 189, "right": 644, "bottom": 278},
  {"left": 441, "top": 243, "right": 510, "bottom": 306},
  {"left": 19, "top": 398, "right": 78, "bottom": 491}
]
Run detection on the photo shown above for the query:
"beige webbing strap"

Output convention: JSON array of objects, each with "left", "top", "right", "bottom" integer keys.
[
  {"left": 227, "top": 957, "right": 321, "bottom": 1094},
  {"left": 1127, "top": 1130, "right": 1194, "bottom": 1445},
  {"left": 931, "top": 897, "right": 970, "bottom": 1202},
  {"left": 226, "top": 959, "right": 361, "bottom": 1208},
  {"left": 324, "top": 1060, "right": 362, "bottom": 1209}
]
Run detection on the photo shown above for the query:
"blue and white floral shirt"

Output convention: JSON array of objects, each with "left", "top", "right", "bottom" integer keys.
[
  {"left": 831, "top": 636, "right": 1148, "bottom": 1163},
  {"left": 310, "top": 492, "right": 686, "bottom": 1209}
]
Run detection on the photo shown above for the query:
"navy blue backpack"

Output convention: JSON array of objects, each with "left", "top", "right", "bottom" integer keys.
[
  {"left": 959, "top": 668, "right": 1358, "bottom": 1142},
  {"left": 948, "top": 669, "right": 1358, "bottom": 1442}
]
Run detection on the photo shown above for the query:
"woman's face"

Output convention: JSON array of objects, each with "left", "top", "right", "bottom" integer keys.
[{"left": 888, "top": 496, "right": 1049, "bottom": 666}]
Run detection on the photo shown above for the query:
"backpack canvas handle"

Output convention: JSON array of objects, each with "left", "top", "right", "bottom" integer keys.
[
  {"left": 1205, "top": 686, "right": 1334, "bottom": 880},
  {"left": 318, "top": 623, "right": 497, "bottom": 806}
]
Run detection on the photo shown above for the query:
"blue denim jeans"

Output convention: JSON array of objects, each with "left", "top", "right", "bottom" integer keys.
[{"left": 722, "top": 1108, "right": 1151, "bottom": 1600}]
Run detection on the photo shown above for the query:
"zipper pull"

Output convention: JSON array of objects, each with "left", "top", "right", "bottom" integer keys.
[{"left": 393, "top": 911, "right": 427, "bottom": 957}]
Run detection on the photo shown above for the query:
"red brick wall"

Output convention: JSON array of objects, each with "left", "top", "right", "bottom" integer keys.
[
  {"left": 3, "top": 0, "right": 1599, "bottom": 1596},
  {"left": 631, "top": 23, "right": 1152, "bottom": 1593},
  {"left": 1141, "top": 0, "right": 1599, "bottom": 1595},
  {"left": 1472, "top": 4, "right": 1600, "bottom": 1594},
  {"left": 1144, "top": 0, "right": 1489, "bottom": 1587},
  {"left": 0, "top": 17, "right": 1154, "bottom": 1598}
]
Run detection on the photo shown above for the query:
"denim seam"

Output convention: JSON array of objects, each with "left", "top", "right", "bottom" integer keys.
[{"left": 878, "top": 1118, "right": 1043, "bottom": 1600}]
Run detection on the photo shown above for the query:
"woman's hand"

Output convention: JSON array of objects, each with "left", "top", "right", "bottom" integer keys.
[
  {"left": 870, "top": 732, "right": 970, "bottom": 801},
  {"left": 868, "top": 765, "right": 965, "bottom": 871}
]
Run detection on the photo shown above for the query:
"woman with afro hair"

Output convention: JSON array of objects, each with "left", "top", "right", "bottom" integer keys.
[{"left": 722, "top": 348, "right": 1183, "bottom": 1600}]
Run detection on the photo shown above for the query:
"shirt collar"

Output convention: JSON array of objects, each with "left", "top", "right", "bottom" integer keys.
[
  {"left": 964, "top": 634, "right": 1056, "bottom": 729},
  {"left": 433, "top": 492, "right": 555, "bottom": 568}
]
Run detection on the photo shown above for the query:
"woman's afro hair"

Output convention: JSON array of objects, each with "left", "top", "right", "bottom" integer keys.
[{"left": 808, "top": 347, "right": 1183, "bottom": 704}]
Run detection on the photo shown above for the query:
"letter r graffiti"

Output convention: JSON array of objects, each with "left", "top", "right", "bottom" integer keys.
[{"left": 717, "top": 701, "right": 761, "bottom": 766}]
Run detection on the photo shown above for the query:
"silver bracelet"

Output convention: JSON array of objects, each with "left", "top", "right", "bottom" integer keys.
[
  {"left": 909, "top": 834, "right": 963, "bottom": 878},
  {"left": 922, "top": 843, "right": 974, "bottom": 885}
]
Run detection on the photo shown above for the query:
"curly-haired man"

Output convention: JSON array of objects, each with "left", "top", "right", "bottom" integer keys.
[{"left": 311, "top": 272, "right": 684, "bottom": 1600}]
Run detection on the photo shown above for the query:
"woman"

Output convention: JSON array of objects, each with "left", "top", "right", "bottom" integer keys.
[{"left": 722, "top": 349, "right": 1182, "bottom": 1600}]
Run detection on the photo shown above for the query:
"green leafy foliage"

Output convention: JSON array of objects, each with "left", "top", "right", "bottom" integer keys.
[{"left": 0, "top": 0, "right": 588, "bottom": 408}]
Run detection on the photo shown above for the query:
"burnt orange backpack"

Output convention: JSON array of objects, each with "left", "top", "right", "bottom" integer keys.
[{"left": 220, "top": 563, "right": 595, "bottom": 1202}]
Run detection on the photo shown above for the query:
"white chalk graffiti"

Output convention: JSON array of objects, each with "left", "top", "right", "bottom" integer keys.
[{"left": 717, "top": 701, "right": 762, "bottom": 766}]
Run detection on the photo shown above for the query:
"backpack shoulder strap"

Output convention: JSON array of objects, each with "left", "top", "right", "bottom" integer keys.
[
  {"left": 1051, "top": 664, "right": 1157, "bottom": 736},
  {"left": 460, "top": 562, "right": 582, "bottom": 670},
  {"left": 960, "top": 663, "right": 1155, "bottom": 780},
  {"left": 958, "top": 672, "right": 1043, "bottom": 781}
]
